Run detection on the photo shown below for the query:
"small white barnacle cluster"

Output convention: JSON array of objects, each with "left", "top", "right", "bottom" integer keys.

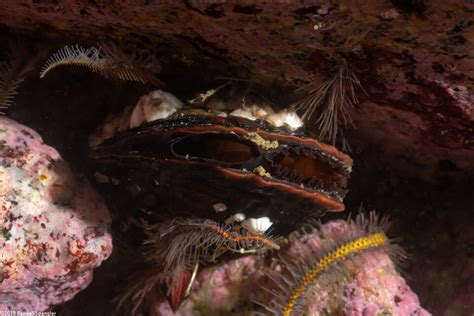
[
  {"left": 88, "top": 90, "right": 183, "bottom": 147},
  {"left": 130, "top": 90, "right": 183, "bottom": 128},
  {"left": 242, "top": 217, "right": 273, "bottom": 235},
  {"left": 187, "top": 84, "right": 305, "bottom": 131},
  {"left": 230, "top": 104, "right": 304, "bottom": 131},
  {"left": 225, "top": 212, "right": 274, "bottom": 235},
  {"left": 89, "top": 88, "right": 305, "bottom": 150},
  {"left": 128, "top": 90, "right": 304, "bottom": 131}
]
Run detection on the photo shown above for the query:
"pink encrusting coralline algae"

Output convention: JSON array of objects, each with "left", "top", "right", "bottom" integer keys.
[
  {"left": 283, "top": 220, "right": 431, "bottom": 316},
  {"left": 149, "top": 219, "right": 430, "bottom": 315},
  {"left": 0, "top": 116, "right": 113, "bottom": 311}
]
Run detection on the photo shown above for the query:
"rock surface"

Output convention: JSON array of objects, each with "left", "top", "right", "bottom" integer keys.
[
  {"left": 0, "top": 116, "right": 112, "bottom": 311},
  {"left": 0, "top": 0, "right": 472, "bottom": 178},
  {"left": 147, "top": 219, "right": 428, "bottom": 315}
]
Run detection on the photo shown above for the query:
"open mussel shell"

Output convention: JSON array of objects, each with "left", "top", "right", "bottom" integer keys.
[{"left": 90, "top": 114, "right": 352, "bottom": 231}]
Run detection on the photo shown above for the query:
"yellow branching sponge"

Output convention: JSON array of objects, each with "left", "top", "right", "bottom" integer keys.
[{"left": 259, "top": 211, "right": 405, "bottom": 316}]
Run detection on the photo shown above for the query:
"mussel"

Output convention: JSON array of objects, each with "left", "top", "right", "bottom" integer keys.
[{"left": 90, "top": 108, "right": 352, "bottom": 231}]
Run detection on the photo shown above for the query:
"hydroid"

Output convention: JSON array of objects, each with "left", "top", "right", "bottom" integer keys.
[
  {"left": 291, "top": 60, "right": 365, "bottom": 151},
  {"left": 40, "top": 44, "right": 163, "bottom": 86},
  {"left": 0, "top": 62, "right": 24, "bottom": 111},
  {"left": 0, "top": 54, "right": 35, "bottom": 111},
  {"left": 40, "top": 45, "right": 103, "bottom": 78}
]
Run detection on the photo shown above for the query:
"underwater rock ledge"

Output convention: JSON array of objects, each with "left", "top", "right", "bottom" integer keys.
[{"left": 0, "top": 0, "right": 472, "bottom": 178}]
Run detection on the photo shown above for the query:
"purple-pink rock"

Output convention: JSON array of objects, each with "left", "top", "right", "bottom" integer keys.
[
  {"left": 0, "top": 116, "right": 112, "bottom": 311},
  {"left": 150, "top": 256, "right": 263, "bottom": 316},
  {"left": 148, "top": 219, "right": 429, "bottom": 315},
  {"left": 284, "top": 221, "right": 430, "bottom": 316}
]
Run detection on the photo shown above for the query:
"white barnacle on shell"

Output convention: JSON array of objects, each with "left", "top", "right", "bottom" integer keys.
[
  {"left": 130, "top": 90, "right": 183, "bottom": 128},
  {"left": 265, "top": 110, "right": 303, "bottom": 130},
  {"left": 224, "top": 212, "right": 246, "bottom": 225},
  {"left": 233, "top": 213, "right": 246, "bottom": 222},
  {"left": 282, "top": 110, "right": 304, "bottom": 129},
  {"left": 230, "top": 104, "right": 272, "bottom": 121},
  {"left": 241, "top": 216, "right": 273, "bottom": 235},
  {"left": 230, "top": 103, "right": 303, "bottom": 131},
  {"left": 213, "top": 203, "right": 228, "bottom": 213}
]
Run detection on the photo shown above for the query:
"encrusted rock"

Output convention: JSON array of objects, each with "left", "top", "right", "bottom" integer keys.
[
  {"left": 0, "top": 116, "right": 112, "bottom": 311},
  {"left": 147, "top": 219, "right": 428, "bottom": 315}
]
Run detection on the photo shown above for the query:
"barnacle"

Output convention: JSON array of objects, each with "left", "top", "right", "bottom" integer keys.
[
  {"left": 291, "top": 60, "right": 365, "bottom": 151},
  {"left": 40, "top": 44, "right": 163, "bottom": 86},
  {"left": 241, "top": 216, "right": 274, "bottom": 235},
  {"left": 259, "top": 211, "right": 406, "bottom": 316}
]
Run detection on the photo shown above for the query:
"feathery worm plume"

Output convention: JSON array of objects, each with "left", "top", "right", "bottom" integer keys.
[
  {"left": 117, "top": 218, "right": 280, "bottom": 314},
  {"left": 291, "top": 60, "right": 365, "bottom": 151},
  {"left": 0, "top": 62, "right": 25, "bottom": 111},
  {"left": 40, "top": 45, "right": 102, "bottom": 78},
  {"left": 0, "top": 43, "right": 37, "bottom": 111},
  {"left": 40, "top": 44, "right": 163, "bottom": 87}
]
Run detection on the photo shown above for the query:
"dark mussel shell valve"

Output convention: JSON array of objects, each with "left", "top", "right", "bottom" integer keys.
[{"left": 90, "top": 112, "right": 352, "bottom": 231}]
